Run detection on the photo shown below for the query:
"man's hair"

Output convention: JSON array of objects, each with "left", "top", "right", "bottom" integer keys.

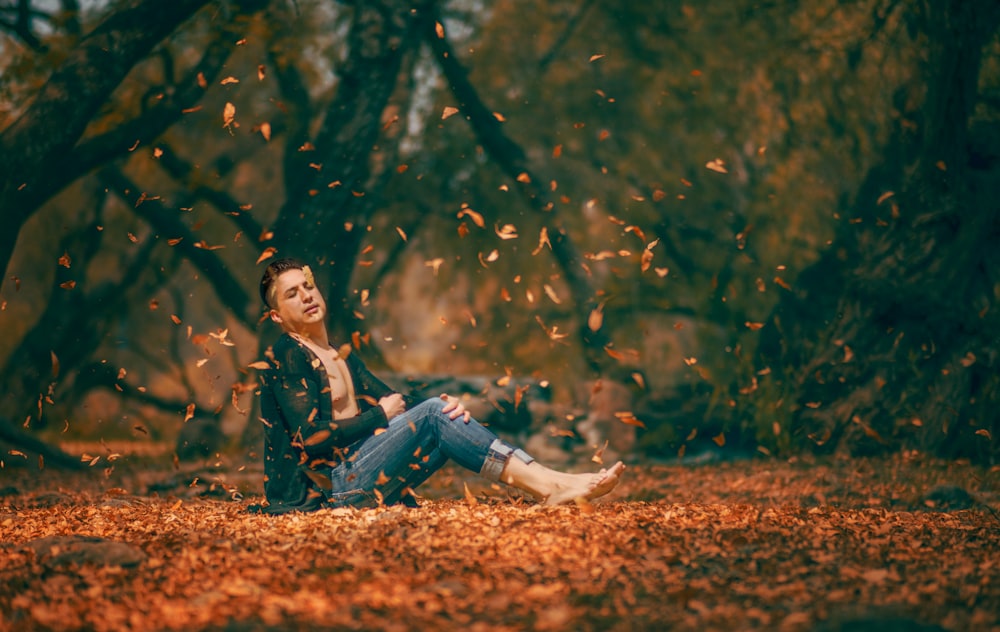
[{"left": 259, "top": 257, "right": 306, "bottom": 309}]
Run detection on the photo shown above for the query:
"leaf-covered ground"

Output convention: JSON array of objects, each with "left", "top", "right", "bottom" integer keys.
[{"left": 1, "top": 447, "right": 998, "bottom": 631}]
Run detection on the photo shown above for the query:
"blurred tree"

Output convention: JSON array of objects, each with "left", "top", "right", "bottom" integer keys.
[
  {"left": 756, "top": 0, "right": 1000, "bottom": 462},
  {"left": 1, "top": 0, "right": 995, "bottom": 470}
]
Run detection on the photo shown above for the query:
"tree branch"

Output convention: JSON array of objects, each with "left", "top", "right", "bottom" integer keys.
[
  {"left": 425, "top": 11, "right": 616, "bottom": 373},
  {"left": 153, "top": 143, "right": 268, "bottom": 243},
  {"left": 99, "top": 167, "right": 256, "bottom": 328},
  {"left": 0, "top": 0, "right": 212, "bottom": 283}
]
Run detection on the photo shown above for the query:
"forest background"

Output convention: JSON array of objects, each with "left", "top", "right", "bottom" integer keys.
[{"left": 0, "top": 0, "right": 998, "bottom": 473}]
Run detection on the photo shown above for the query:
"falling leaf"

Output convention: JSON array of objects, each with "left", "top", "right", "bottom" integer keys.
[
  {"left": 588, "top": 303, "right": 604, "bottom": 332},
  {"left": 59, "top": 281, "right": 76, "bottom": 290},
  {"left": 591, "top": 440, "right": 608, "bottom": 464},
  {"left": 220, "top": 76, "right": 239, "bottom": 85},
  {"left": 589, "top": 53, "right": 605, "bottom": 62},
  {"left": 535, "top": 316, "right": 569, "bottom": 341},
  {"left": 223, "top": 102, "right": 236, "bottom": 128},
  {"left": 745, "top": 322, "right": 765, "bottom": 330},
  {"left": 543, "top": 284, "right": 561, "bottom": 304},
  {"left": 256, "top": 247, "right": 278, "bottom": 264},
  {"left": 532, "top": 227, "right": 551, "bottom": 255},
  {"left": 396, "top": 227, "right": 407, "bottom": 241},
  {"left": 712, "top": 433, "right": 726, "bottom": 447},
  {"left": 463, "top": 482, "right": 477, "bottom": 506},
  {"left": 425, "top": 259, "right": 444, "bottom": 276},
  {"left": 248, "top": 361, "right": 270, "bottom": 370},
  {"left": 184, "top": 403, "right": 195, "bottom": 423},
  {"left": 516, "top": 172, "right": 531, "bottom": 183},
  {"left": 193, "top": 241, "right": 225, "bottom": 250},
  {"left": 960, "top": 352, "right": 976, "bottom": 367},
  {"left": 196, "top": 358, "right": 209, "bottom": 368},
  {"left": 170, "top": 314, "right": 182, "bottom": 324},
  {"left": 435, "top": 21, "right": 445, "bottom": 38},
  {"left": 615, "top": 412, "right": 646, "bottom": 428},
  {"left": 495, "top": 224, "right": 518, "bottom": 240},
  {"left": 442, "top": 106, "right": 459, "bottom": 120},
  {"left": 631, "top": 372, "right": 645, "bottom": 389},
  {"left": 259, "top": 122, "right": 271, "bottom": 141},
  {"left": 640, "top": 248, "right": 654, "bottom": 272},
  {"left": 975, "top": 429, "right": 992, "bottom": 440},
  {"left": 705, "top": 159, "right": 727, "bottom": 173},
  {"left": 457, "top": 207, "right": 485, "bottom": 228},
  {"left": 257, "top": 64, "right": 266, "bottom": 80}
]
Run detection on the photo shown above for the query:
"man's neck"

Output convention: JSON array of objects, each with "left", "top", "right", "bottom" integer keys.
[{"left": 289, "top": 327, "right": 329, "bottom": 349}]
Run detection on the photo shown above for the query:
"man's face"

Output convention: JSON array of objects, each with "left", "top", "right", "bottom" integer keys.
[{"left": 269, "top": 268, "right": 327, "bottom": 329}]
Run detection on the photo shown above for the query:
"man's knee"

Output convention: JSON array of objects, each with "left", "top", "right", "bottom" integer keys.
[{"left": 414, "top": 397, "right": 449, "bottom": 418}]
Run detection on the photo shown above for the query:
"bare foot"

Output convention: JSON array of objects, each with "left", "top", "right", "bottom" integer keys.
[{"left": 543, "top": 461, "right": 626, "bottom": 506}]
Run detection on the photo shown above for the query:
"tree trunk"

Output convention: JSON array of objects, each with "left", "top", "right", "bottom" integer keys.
[
  {"left": 243, "top": 0, "right": 430, "bottom": 449},
  {"left": 756, "top": 1, "right": 1000, "bottom": 462}
]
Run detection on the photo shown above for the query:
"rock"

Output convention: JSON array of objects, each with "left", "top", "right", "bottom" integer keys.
[
  {"left": 384, "top": 372, "right": 549, "bottom": 433},
  {"left": 574, "top": 379, "right": 637, "bottom": 459},
  {"left": 919, "top": 485, "right": 975, "bottom": 511},
  {"left": 26, "top": 534, "right": 146, "bottom": 568},
  {"left": 24, "top": 491, "right": 73, "bottom": 508}
]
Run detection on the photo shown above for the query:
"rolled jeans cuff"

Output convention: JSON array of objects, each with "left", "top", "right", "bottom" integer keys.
[{"left": 479, "top": 438, "right": 534, "bottom": 481}]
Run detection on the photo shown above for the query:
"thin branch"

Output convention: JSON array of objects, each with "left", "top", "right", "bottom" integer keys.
[
  {"left": 425, "top": 10, "right": 616, "bottom": 372},
  {"left": 537, "top": 0, "right": 597, "bottom": 73},
  {"left": 0, "top": 0, "right": 213, "bottom": 282},
  {"left": 0, "top": 419, "right": 83, "bottom": 468},
  {"left": 99, "top": 167, "right": 256, "bottom": 328},
  {"left": 72, "top": 362, "right": 218, "bottom": 421},
  {"left": 64, "top": 11, "right": 244, "bottom": 187},
  {"left": 153, "top": 143, "right": 267, "bottom": 243}
]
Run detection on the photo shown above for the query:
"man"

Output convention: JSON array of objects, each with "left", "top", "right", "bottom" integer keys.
[{"left": 255, "top": 258, "right": 625, "bottom": 513}]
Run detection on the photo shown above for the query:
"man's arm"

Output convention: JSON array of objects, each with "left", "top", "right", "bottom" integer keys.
[
  {"left": 265, "top": 345, "right": 390, "bottom": 457},
  {"left": 346, "top": 353, "right": 420, "bottom": 409}
]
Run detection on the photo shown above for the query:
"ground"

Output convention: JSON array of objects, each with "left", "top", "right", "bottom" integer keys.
[{"left": 1, "top": 445, "right": 998, "bottom": 631}]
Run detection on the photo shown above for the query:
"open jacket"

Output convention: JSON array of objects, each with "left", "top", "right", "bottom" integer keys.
[{"left": 254, "top": 333, "right": 417, "bottom": 514}]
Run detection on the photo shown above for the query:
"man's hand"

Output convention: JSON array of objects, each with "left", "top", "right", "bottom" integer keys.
[
  {"left": 440, "top": 393, "right": 472, "bottom": 424},
  {"left": 378, "top": 393, "right": 406, "bottom": 420}
]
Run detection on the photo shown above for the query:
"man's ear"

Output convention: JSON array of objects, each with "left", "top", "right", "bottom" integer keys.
[{"left": 268, "top": 309, "right": 282, "bottom": 325}]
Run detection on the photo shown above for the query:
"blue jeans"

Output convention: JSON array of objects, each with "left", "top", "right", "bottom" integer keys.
[{"left": 327, "top": 398, "right": 534, "bottom": 508}]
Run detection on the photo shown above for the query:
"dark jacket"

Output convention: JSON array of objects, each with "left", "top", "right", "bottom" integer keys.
[{"left": 254, "top": 333, "right": 415, "bottom": 514}]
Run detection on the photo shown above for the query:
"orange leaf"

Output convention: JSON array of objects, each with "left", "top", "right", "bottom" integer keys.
[
  {"left": 614, "top": 412, "right": 646, "bottom": 428},
  {"left": 223, "top": 102, "right": 236, "bottom": 128},
  {"left": 705, "top": 158, "right": 728, "bottom": 173},
  {"left": 256, "top": 247, "right": 278, "bottom": 265}
]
